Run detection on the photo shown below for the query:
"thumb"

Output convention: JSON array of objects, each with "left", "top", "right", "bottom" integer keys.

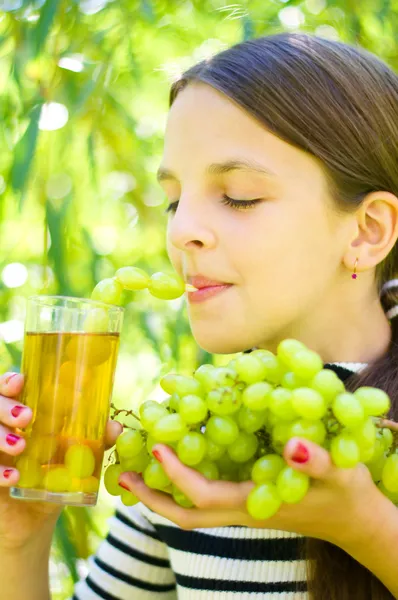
[
  {"left": 104, "top": 419, "right": 123, "bottom": 450},
  {"left": 283, "top": 437, "right": 335, "bottom": 481}
]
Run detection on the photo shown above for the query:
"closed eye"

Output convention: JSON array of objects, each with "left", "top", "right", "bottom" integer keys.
[{"left": 164, "top": 194, "right": 262, "bottom": 214}]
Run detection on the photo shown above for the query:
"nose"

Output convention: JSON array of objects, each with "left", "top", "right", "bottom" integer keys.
[{"left": 167, "top": 197, "right": 216, "bottom": 252}]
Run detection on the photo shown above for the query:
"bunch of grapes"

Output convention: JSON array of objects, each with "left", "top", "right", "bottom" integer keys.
[
  {"left": 91, "top": 266, "right": 194, "bottom": 305},
  {"left": 104, "top": 339, "right": 398, "bottom": 519}
]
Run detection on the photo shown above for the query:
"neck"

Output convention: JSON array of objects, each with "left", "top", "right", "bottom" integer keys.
[{"left": 259, "top": 294, "right": 392, "bottom": 365}]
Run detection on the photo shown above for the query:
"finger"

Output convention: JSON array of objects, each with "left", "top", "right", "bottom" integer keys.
[
  {"left": 104, "top": 419, "right": 123, "bottom": 450},
  {"left": 378, "top": 418, "right": 398, "bottom": 432},
  {"left": 151, "top": 444, "right": 254, "bottom": 510},
  {"left": 0, "top": 423, "right": 26, "bottom": 456},
  {"left": 0, "top": 373, "right": 24, "bottom": 399},
  {"left": 118, "top": 471, "right": 248, "bottom": 529},
  {"left": 0, "top": 395, "right": 32, "bottom": 428},
  {"left": 0, "top": 465, "right": 19, "bottom": 487},
  {"left": 283, "top": 437, "right": 337, "bottom": 481}
]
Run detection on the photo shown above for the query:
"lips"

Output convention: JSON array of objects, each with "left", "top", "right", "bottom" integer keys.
[{"left": 189, "top": 275, "right": 230, "bottom": 290}]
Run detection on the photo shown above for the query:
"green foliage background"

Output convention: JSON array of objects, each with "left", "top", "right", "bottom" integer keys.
[{"left": 0, "top": 0, "right": 396, "bottom": 596}]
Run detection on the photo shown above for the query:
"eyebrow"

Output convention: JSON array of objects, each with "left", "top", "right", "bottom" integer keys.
[{"left": 156, "top": 159, "right": 277, "bottom": 183}]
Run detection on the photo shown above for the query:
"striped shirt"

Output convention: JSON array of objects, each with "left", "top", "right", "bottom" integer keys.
[{"left": 71, "top": 361, "right": 368, "bottom": 600}]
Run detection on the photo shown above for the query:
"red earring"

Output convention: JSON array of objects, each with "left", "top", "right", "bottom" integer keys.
[{"left": 352, "top": 258, "right": 358, "bottom": 280}]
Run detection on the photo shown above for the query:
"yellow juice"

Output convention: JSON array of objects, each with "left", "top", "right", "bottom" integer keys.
[{"left": 14, "top": 331, "right": 120, "bottom": 498}]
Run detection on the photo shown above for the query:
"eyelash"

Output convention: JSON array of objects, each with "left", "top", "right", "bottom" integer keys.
[{"left": 164, "top": 194, "right": 261, "bottom": 214}]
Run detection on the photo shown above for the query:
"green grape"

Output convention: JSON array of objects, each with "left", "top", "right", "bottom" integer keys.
[
  {"left": 70, "top": 475, "right": 99, "bottom": 494},
  {"left": 144, "top": 459, "right": 171, "bottom": 490},
  {"left": 194, "top": 364, "right": 217, "bottom": 392},
  {"left": 354, "top": 387, "right": 391, "bottom": 417},
  {"left": 277, "top": 339, "right": 306, "bottom": 368},
  {"left": 242, "top": 382, "right": 272, "bottom": 412},
  {"left": 152, "top": 413, "right": 188, "bottom": 443},
  {"left": 254, "top": 352, "right": 285, "bottom": 385},
  {"left": 15, "top": 456, "right": 42, "bottom": 488},
  {"left": 290, "top": 419, "right": 326, "bottom": 445},
  {"left": 148, "top": 272, "right": 185, "bottom": 300},
  {"left": 115, "top": 266, "right": 150, "bottom": 290},
  {"left": 121, "top": 489, "right": 140, "bottom": 506},
  {"left": 238, "top": 460, "right": 256, "bottom": 482},
  {"left": 177, "top": 432, "right": 207, "bottom": 466},
  {"left": 246, "top": 482, "right": 282, "bottom": 520},
  {"left": 237, "top": 405, "right": 267, "bottom": 433},
  {"left": 382, "top": 428, "right": 394, "bottom": 451},
  {"left": 290, "top": 350, "right": 323, "bottom": 380},
  {"left": 378, "top": 481, "right": 398, "bottom": 504},
  {"left": 139, "top": 401, "right": 169, "bottom": 431},
  {"left": 234, "top": 354, "right": 267, "bottom": 384},
  {"left": 104, "top": 464, "right": 124, "bottom": 496},
  {"left": 330, "top": 433, "right": 360, "bottom": 468},
  {"left": 366, "top": 452, "right": 387, "bottom": 482},
  {"left": 381, "top": 454, "right": 398, "bottom": 493},
  {"left": 268, "top": 388, "right": 298, "bottom": 421},
  {"left": 207, "top": 387, "right": 242, "bottom": 416},
  {"left": 172, "top": 485, "right": 194, "bottom": 508},
  {"left": 169, "top": 393, "right": 181, "bottom": 412},
  {"left": 371, "top": 438, "right": 386, "bottom": 463},
  {"left": 280, "top": 372, "right": 307, "bottom": 390},
  {"left": 195, "top": 459, "right": 220, "bottom": 480},
  {"left": 179, "top": 394, "right": 208, "bottom": 424},
  {"left": 64, "top": 444, "right": 95, "bottom": 478},
  {"left": 116, "top": 429, "right": 144, "bottom": 458},
  {"left": 161, "top": 398, "right": 171, "bottom": 410},
  {"left": 206, "top": 415, "right": 239, "bottom": 445},
  {"left": 291, "top": 388, "right": 327, "bottom": 420},
  {"left": 227, "top": 431, "right": 258, "bottom": 463},
  {"left": 146, "top": 435, "right": 156, "bottom": 454},
  {"left": 351, "top": 418, "right": 377, "bottom": 450},
  {"left": 91, "top": 278, "right": 123, "bottom": 305},
  {"left": 174, "top": 375, "right": 203, "bottom": 397},
  {"left": 332, "top": 393, "right": 365, "bottom": 428},
  {"left": 309, "top": 369, "right": 345, "bottom": 405},
  {"left": 276, "top": 466, "right": 310, "bottom": 504},
  {"left": 43, "top": 466, "right": 73, "bottom": 493},
  {"left": 121, "top": 449, "right": 151, "bottom": 473},
  {"left": 216, "top": 453, "right": 239, "bottom": 478},
  {"left": 251, "top": 454, "right": 286, "bottom": 484},
  {"left": 208, "top": 367, "right": 237, "bottom": 388},
  {"left": 272, "top": 422, "right": 294, "bottom": 447},
  {"left": 205, "top": 436, "right": 226, "bottom": 461},
  {"left": 83, "top": 308, "right": 109, "bottom": 333}
]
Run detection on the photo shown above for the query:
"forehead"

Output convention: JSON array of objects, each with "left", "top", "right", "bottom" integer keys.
[{"left": 162, "top": 82, "right": 325, "bottom": 188}]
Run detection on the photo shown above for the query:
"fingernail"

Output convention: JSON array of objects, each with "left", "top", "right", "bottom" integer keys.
[
  {"left": 290, "top": 442, "right": 309, "bottom": 463},
  {"left": 11, "top": 405, "right": 27, "bottom": 418},
  {"left": 6, "top": 433, "right": 21, "bottom": 446},
  {"left": 3, "top": 469, "right": 14, "bottom": 479},
  {"left": 5, "top": 373, "right": 18, "bottom": 385},
  {"left": 152, "top": 449, "right": 163, "bottom": 463},
  {"left": 119, "top": 481, "right": 130, "bottom": 491}
]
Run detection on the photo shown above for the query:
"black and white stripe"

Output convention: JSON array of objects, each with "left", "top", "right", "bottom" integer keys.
[{"left": 71, "top": 362, "right": 363, "bottom": 600}]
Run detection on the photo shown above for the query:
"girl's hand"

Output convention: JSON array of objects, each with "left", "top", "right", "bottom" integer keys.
[
  {"left": 0, "top": 372, "right": 122, "bottom": 551},
  {"left": 118, "top": 438, "right": 386, "bottom": 550}
]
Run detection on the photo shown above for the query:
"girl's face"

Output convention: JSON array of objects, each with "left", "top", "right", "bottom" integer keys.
[{"left": 159, "top": 82, "right": 367, "bottom": 357}]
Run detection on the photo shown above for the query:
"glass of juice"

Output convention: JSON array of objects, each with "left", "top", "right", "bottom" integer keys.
[{"left": 9, "top": 295, "right": 124, "bottom": 507}]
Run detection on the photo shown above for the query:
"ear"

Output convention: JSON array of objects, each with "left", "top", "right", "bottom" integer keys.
[{"left": 346, "top": 191, "right": 398, "bottom": 271}]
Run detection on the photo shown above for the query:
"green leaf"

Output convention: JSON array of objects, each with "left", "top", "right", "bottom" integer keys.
[
  {"left": 11, "top": 103, "right": 42, "bottom": 206},
  {"left": 242, "top": 14, "right": 254, "bottom": 41},
  {"left": 54, "top": 511, "right": 79, "bottom": 583},
  {"left": 46, "top": 192, "right": 74, "bottom": 296},
  {"left": 33, "top": 0, "right": 61, "bottom": 58}
]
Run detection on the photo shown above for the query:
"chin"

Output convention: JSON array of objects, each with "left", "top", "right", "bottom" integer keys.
[{"left": 192, "top": 332, "right": 250, "bottom": 356}]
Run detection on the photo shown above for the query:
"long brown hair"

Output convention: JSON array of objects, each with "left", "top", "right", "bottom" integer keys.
[{"left": 168, "top": 33, "right": 398, "bottom": 599}]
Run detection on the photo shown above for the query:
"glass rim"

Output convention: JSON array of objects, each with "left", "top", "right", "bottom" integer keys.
[{"left": 27, "top": 295, "right": 125, "bottom": 313}]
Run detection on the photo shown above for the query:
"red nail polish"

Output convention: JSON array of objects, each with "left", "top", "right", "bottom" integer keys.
[
  {"left": 290, "top": 442, "right": 309, "bottom": 463},
  {"left": 119, "top": 481, "right": 130, "bottom": 491},
  {"left": 11, "top": 405, "right": 27, "bottom": 418},
  {"left": 6, "top": 433, "right": 21, "bottom": 446},
  {"left": 3, "top": 469, "right": 14, "bottom": 479},
  {"left": 152, "top": 449, "right": 162, "bottom": 463},
  {"left": 5, "top": 373, "right": 18, "bottom": 385}
]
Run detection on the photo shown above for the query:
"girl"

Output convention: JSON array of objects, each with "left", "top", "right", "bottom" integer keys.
[{"left": 1, "top": 32, "right": 398, "bottom": 600}]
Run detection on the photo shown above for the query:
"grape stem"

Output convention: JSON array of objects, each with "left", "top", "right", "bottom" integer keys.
[{"left": 110, "top": 403, "right": 141, "bottom": 423}]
